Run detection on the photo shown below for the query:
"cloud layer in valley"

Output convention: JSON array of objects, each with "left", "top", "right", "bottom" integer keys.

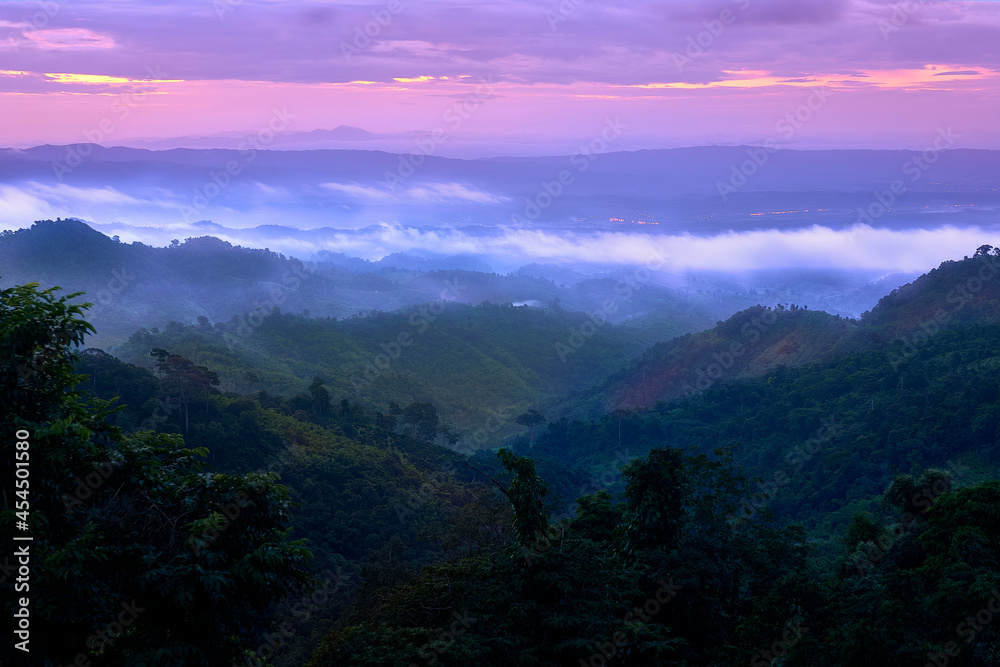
[{"left": 7, "top": 217, "right": 988, "bottom": 278}]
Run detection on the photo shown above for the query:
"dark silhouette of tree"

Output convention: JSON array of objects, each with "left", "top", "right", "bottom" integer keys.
[
  {"left": 403, "top": 402, "right": 438, "bottom": 440},
  {"left": 153, "top": 352, "right": 220, "bottom": 434},
  {"left": 149, "top": 347, "right": 169, "bottom": 377},
  {"left": 308, "top": 377, "right": 331, "bottom": 420},
  {"left": 515, "top": 408, "right": 544, "bottom": 441},
  {"left": 495, "top": 448, "right": 548, "bottom": 549},
  {"left": 620, "top": 447, "right": 688, "bottom": 556}
]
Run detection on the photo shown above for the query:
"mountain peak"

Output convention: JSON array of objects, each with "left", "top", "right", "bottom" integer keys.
[{"left": 862, "top": 249, "right": 1000, "bottom": 336}]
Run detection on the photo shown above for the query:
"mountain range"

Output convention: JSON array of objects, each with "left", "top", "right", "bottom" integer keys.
[{"left": 2, "top": 144, "right": 997, "bottom": 235}]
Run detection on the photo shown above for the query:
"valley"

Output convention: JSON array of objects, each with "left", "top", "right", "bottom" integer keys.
[{"left": 5, "top": 222, "right": 1000, "bottom": 665}]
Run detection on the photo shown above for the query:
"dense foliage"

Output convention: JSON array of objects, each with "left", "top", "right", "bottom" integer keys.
[
  {"left": 108, "top": 302, "right": 649, "bottom": 438},
  {"left": 3, "top": 249, "right": 1000, "bottom": 665},
  {"left": 1, "top": 281, "right": 312, "bottom": 666}
]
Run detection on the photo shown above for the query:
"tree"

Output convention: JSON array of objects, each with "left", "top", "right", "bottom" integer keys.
[
  {"left": 883, "top": 468, "right": 951, "bottom": 519},
  {"left": 402, "top": 402, "right": 438, "bottom": 440},
  {"left": 573, "top": 490, "right": 623, "bottom": 543},
  {"left": 309, "top": 376, "right": 331, "bottom": 420},
  {"left": 150, "top": 347, "right": 169, "bottom": 376},
  {"left": 1, "top": 280, "right": 312, "bottom": 666},
  {"left": 515, "top": 409, "right": 544, "bottom": 441},
  {"left": 77, "top": 348, "right": 117, "bottom": 392},
  {"left": 153, "top": 353, "right": 220, "bottom": 434},
  {"left": 496, "top": 448, "right": 549, "bottom": 549},
  {"left": 387, "top": 401, "right": 402, "bottom": 432},
  {"left": 620, "top": 447, "right": 689, "bottom": 555}
]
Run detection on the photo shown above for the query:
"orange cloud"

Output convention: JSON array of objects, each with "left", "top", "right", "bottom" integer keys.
[
  {"left": 43, "top": 72, "right": 182, "bottom": 85},
  {"left": 607, "top": 65, "right": 995, "bottom": 93}
]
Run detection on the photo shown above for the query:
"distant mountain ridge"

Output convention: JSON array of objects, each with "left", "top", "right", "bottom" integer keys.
[
  {"left": 8, "top": 143, "right": 1000, "bottom": 194},
  {"left": 118, "top": 125, "right": 379, "bottom": 150},
  {"left": 2, "top": 143, "right": 997, "bottom": 232}
]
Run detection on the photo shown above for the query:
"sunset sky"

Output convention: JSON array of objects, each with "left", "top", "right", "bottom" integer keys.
[{"left": 1, "top": 0, "right": 999, "bottom": 155}]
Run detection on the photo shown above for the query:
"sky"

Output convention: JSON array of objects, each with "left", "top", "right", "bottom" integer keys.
[{"left": 1, "top": 0, "right": 999, "bottom": 155}]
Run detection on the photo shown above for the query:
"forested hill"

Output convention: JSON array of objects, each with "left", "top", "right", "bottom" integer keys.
[
  {"left": 579, "top": 247, "right": 1000, "bottom": 414},
  {"left": 860, "top": 247, "right": 1000, "bottom": 337},
  {"left": 0, "top": 219, "right": 331, "bottom": 344},
  {"left": 0, "top": 218, "right": 742, "bottom": 347},
  {"left": 108, "top": 302, "right": 650, "bottom": 439},
  {"left": 576, "top": 305, "right": 856, "bottom": 416}
]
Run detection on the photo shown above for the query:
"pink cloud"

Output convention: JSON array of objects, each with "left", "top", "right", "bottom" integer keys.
[
  {"left": 25, "top": 28, "right": 115, "bottom": 50},
  {"left": 0, "top": 0, "right": 996, "bottom": 151}
]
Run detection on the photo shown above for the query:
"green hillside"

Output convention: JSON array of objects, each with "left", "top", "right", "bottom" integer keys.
[
  {"left": 574, "top": 305, "right": 856, "bottom": 417},
  {"left": 106, "top": 302, "right": 649, "bottom": 441},
  {"left": 578, "top": 249, "right": 1000, "bottom": 415}
]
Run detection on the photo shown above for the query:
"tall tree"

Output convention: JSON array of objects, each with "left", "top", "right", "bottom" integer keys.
[
  {"left": 496, "top": 448, "right": 549, "bottom": 549},
  {"left": 153, "top": 353, "right": 220, "bottom": 434},
  {"left": 308, "top": 376, "right": 331, "bottom": 420},
  {"left": 403, "top": 402, "right": 439, "bottom": 440},
  {"left": 515, "top": 409, "right": 545, "bottom": 441}
]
